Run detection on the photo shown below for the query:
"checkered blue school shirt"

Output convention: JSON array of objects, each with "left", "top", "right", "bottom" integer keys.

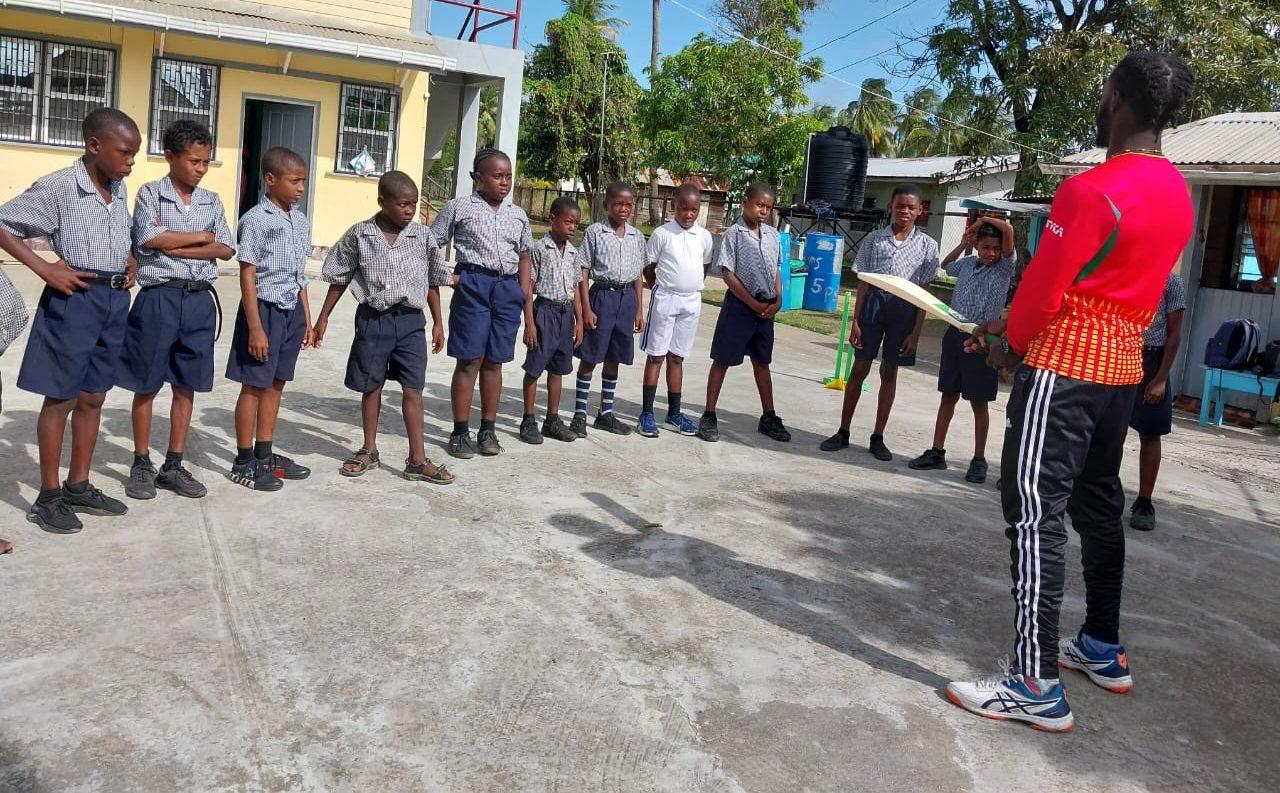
[
  {"left": 1143, "top": 272, "right": 1186, "bottom": 346},
  {"left": 237, "top": 197, "right": 310, "bottom": 310},
  {"left": 132, "top": 176, "right": 236, "bottom": 287},
  {"left": 576, "top": 221, "right": 647, "bottom": 284},
  {"left": 945, "top": 253, "right": 1017, "bottom": 324},
  {"left": 429, "top": 193, "right": 533, "bottom": 276},
  {"left": 0, "top": 265, "right": 28, "bottom": 355},
  {"left": 718, "top": 217, "right": 782, "bottom": 300},
  {"left": 531, "top": 234, "right": 581, "bottom": 303},
  {"left": 853, "top": 225, "right": 940, "bottom": 285},
  {"left": 322, "top": 219, "right": 451, "bottom": 311},
  {"left": 0, "top": 158, "right": 131, "bottom": 274}
]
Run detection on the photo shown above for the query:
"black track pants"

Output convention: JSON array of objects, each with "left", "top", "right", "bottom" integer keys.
[{"left": 1001, "top": 365, "right": 1138, "bottom": 679}]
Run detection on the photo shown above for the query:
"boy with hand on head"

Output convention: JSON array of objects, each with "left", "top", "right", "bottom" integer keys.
[
  {"left": 908, "top": 217, "right": 1016, "bottom": 483},
  {"left": 120, "top": 120, "right": 236, "bottom": 501},
  {"left": 636, "top": 183, "right": 713, "bottom": 437},
  {"left": 225, "top": 147, "right": 314, "bottom": 491},
  {"left": 0, "top": 107, "right": 140, "bottom": 533},
  {"left": 520, "top": 197, "right": 584, "bottom": 445},
  {"left": 431, "top": 148, "right": 534, "bottom": 459},
  {"left": 313, "top": 171, "right": 454, "bottom": 484},
  {"left": 699, "top": 182, "right": 791, "bottom": 443},
  {"left": 573, "top": 182, "right": 647, "bottom": 438},
  {"left": 820, "top": 183, "right": 939, "bottom": 461},
  {"left": 1127, "top": 271, "right": 1185, "bottom": 531}
]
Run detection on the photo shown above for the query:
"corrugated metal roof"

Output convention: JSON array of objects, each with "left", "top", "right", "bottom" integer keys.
[
  {"left": 864, "top": 155, "right": 1019, "bottom": 182},
  {"left": 6, "top": 0, "right": 454, "bottom": 71},
  {"left": 1059, "top": 113, "right": 1280, "bottom": 167}
]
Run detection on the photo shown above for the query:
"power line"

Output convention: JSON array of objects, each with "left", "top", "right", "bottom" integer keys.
[
  {"left": 802, "top": 0, "right": 925, "bottom": 57},
  {"left": 830, "top": 43, "right": 901, "bottom": 74},
  {"left": 663, "top": 0, "right": 1050, "bottom": 157}
]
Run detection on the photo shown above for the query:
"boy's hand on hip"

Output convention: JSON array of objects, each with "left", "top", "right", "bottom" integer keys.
[
  {"left": 311, "top": 317, "right": 327, "bottom": 348},
  {"left": 248, "top": 328, "right": 270, "bottom": 361},
  {"left": 432, "top": 324, "right": 445, "bottom": 353},
  {"left": 41, "top": 260, "right": 96, "bottom": 295}
]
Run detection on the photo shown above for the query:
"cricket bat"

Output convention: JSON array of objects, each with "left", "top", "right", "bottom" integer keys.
[{"left": 856, "top": 272, "right": 978, "bottom": 334}]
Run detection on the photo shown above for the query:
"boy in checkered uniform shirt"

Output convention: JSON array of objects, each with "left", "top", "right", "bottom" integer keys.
[
  {"left": 908, "top": 217, "right": 1017, "bottom": 484},
  {"left": 313, "top": 171, "right": 454, "bottom": 485},
  {"left": 119, "top": 120, "right": 237, "bottom": 502},
  {"left": 0, "top": 108, "right": 141, "bottom": 534},
  {"left": 225, "top": 147, "right": 314, "bottom": 493}
]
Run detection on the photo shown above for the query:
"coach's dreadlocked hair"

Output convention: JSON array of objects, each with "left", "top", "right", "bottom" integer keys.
[{"left": 1110, "top": 51, "right": 1195, "bottom": 132}]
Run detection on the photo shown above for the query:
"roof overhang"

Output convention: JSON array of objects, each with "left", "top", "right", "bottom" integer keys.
[
  {"left": 1041, "top": 161, "right": 1280, "bottom": 185},
  {"left": 1, "top": 0, "right": 457, "bottom": 73}
]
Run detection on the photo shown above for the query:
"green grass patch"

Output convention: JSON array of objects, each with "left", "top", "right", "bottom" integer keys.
[{"left": 701, "top": 290, "right": 843, "bottom": 336}]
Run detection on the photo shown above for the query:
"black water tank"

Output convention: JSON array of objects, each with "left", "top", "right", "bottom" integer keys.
[{"left": 797, "top": 126, "right": 870, "bottom": 213}]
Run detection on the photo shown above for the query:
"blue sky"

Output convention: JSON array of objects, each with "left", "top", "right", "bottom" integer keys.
[{"left": 430, "top": 0, "right": 954, "bottom": 111}]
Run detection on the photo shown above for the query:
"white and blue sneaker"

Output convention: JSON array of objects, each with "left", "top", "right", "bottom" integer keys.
[
  {"left": 1060, "top": 632, "right": 1133, "bottom": 693},
  {"left": 947, "top": 663, "right": 1075, "bottom": 732},
  {"left": 664, "top": 412, "right": 698, "bottom": 436},
  {"left": 637, "top": 411, "right": 660, "bottom": 438}
]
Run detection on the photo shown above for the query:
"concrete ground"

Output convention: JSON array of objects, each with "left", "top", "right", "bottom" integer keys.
[{"left": 1, "top": 263, "right": 1277, "bottom": 793}]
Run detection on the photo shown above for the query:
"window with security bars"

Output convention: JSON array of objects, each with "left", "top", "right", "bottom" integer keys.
[
  {"left": 149, "top": 58, "right": 218, "bottom": 155},
  {"left": 336, "top": 83, "right": 398, "bottom": 176},
  {"left": 0, "top": 34, "right": 114, "bottom": 146}
]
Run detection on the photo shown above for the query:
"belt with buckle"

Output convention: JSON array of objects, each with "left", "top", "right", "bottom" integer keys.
[
  {"left": 147, "top": 278, "right": 224, "bottom": 340},
  {"left": 536, "top": 296, "right": 573, "bottom": 310},
  {"left": 592, "top": 279, "right": 632, "bottom": 291},
  {"left": 77, "top": 271, "right": 129, "bottom": 290},
  {"left": 456, "top": 263, "right": 518, "bottom": 279}
]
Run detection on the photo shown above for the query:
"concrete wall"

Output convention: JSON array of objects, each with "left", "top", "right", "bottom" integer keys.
[
  {"left": 252, "top": 0, "right": 414, "bottom": 29},
  {"left": 0, "top": 9, "right": 432, "bottom": 247}
]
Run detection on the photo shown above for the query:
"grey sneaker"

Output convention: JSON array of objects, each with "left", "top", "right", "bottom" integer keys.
[
  {"left": 542, "top": 416, "right": 577, "bottom": 443},
  {"left": 698, "top": 413, "right": 720, "bottom": 443},
  {"left": 62, "top": 482, "right": 127, "bottom": 516},
  {"left": 126, "top": 456, "right": 157, "bottom": 500},
  {"left": 1130, "top": 499, "right": 1156, "bottom": 531},
  {"left": 570, "top": 413, "right": 588, "bottom": 438},
  {"left": 156, "top": 462, "right": 208, "bottom": 498},
  {"left": 447, "top": 432, "right": 477, "bottom": 460},
  {"left": 27, "top": 495, "right": 83, "bottom": 534},
  {"left": 477, "top": 428, "right": 503, "bottom": 456},
  {"left": 593, "top": 411, "right": 633, "bottom": 436},
  {"left": 519, "top": 416, "right": 544, "bottom": 445}
]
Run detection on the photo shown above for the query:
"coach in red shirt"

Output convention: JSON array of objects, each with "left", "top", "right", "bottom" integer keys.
[{"left": 947, "top": 52, "right": 1196, "bottom": 732}]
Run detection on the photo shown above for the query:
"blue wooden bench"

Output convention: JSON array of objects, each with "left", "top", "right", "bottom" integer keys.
[{"left": 1199, "top": 367, "right": 1280, "bottom": 426}]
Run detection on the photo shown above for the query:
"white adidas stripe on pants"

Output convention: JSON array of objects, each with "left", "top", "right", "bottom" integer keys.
[{"left": 1014, "top": 368, "right": 1057, "bottom": 678}]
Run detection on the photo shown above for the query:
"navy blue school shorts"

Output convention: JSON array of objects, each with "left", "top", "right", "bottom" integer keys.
[
  {"left": 117, "top": 285, "right": 218, "bottom": 394},
  {"left": 523, "top": 298, "right": 576, "bottom": 379},
  {"left": 225, "top": 298, "right": 306, "bottom": 388},
  {"left": 18, "top": 278, "right": 129, "bottom": 400},
  {"left": 854, "top": 287, "right": 918, "bottom": 367},
  {"left": 346, "top": 303, "right": 428, "bottom": 393},
  {"left": 937, "top": 326, "right": 997, "bottom": 402},
  {"left": 709, "top": 291, "right": 775, "bottom": 367},
  {"left": 448, "top": 265, "right": 525, "bottom": 363},
  {"left": 1129, "top": 345, "right": 1173, "bottom": 437},
  {"left": 576, "top": 285, "right": 636, "bottom": 366}
]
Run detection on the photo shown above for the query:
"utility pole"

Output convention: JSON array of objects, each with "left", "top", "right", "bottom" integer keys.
[
  {"left": 596, "top": 51, "right": 617, "bottom": 221},
  {"left": 651, "top": 0, "right": 660, "bottom": 77},
  {"left": 648, "top": 0, "right": 661, "bottom": 225}
]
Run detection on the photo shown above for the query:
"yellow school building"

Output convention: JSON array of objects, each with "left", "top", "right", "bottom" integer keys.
[{"left": 0, "top": 0, "right": 525, "bottom": 250}]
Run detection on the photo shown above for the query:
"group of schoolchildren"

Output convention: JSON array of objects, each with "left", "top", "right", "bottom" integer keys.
[{"left": 0, "top": 107, "right": 1182, "bottom": 540}]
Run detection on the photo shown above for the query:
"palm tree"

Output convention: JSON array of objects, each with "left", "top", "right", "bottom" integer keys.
[
  {"left": 838, "top": 78, "right": 897, "bottom": 156},
  {"left": 565, "top": 0, "right": 628, "bottom": 41},
  {"left": 811, "top": 104, "right": 838, "bottom": 126},
  {"left": 894, "top": 88, "right": 942, "bottom": 157}
]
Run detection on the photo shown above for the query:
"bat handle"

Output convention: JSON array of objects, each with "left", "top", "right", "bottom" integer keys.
[{"left": 984, "top": 333, "right": 1002, "bottom": 346}]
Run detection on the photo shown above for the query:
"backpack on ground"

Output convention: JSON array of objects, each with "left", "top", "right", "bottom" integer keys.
[{"left": 1204, "top": 319, "right": 1261, "bottom": 370}]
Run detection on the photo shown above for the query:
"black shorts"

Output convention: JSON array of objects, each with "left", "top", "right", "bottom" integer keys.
[
  {"left": 117, "top": 285, "right": 218, "bottom": 394},
  {"left": 709, "top": 291, "right": 774, "bottom": 366},
  {"left": 523, "top": 298, "right": 576, "bottom": 378},
  {"left": 576, "top": 285, "right": 637, "bottom": 366},
  {"left": 1129, "top": 346, "right": 1172, "bottom": 437},
  {"left": 346, "top": 303, "right": 428, "bottom": 393},
  {"left": 18, "top": 277, "right": 129, "bottom": 400},
  {"left": 938, "top": 326, "right": 998, "bottom": 402},
  {"left": 854, "top": 288, "right": 917, "bottom": 367},
  {"left": 225, "top": 298, "right": 306, "bottom": 388}
]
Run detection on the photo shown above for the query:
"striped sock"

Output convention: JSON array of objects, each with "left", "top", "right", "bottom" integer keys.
[
  {"left": 601, "top": 376, "right": 618, "bottom": 416},
  {"left": 575, "top": 374, "right": 591, "bottom": 417}
]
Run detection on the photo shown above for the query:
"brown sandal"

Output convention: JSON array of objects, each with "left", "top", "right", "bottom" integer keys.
[
  {"left": 340, "top": 448, "right": 380, "bottom": 477},
  {"left": 404, "top": 458, "right": 454, "bottom": 485}
]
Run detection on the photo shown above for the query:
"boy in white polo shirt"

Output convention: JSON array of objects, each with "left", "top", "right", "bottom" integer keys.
[{"left": 637, "top": 183, "right": 713, "bottom": 437}]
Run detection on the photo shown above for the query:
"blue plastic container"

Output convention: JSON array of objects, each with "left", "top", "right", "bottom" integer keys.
[{"left": 803, "top": 233, "right": 845, "bottom": 312}]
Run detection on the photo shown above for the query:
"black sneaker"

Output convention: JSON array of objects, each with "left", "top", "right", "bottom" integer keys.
[
  {"left": 909, "top": 448, "right": 947, "bottom": 471},
  {"left": 594, "top": 411, "right": 633, "bottom": 436},
  {"left": 27, "top": 495, "right": 83, "bottom": 534},
  {"left": 229, "top": 458, "right": 284, "bottom": 492},
  {"left": 62, "top": 482, "right": 128, "bottom": 516},
  {"left": 156, "top": 462, "right": 208, "bottom": 498},
  {"left": 542, "top": 416, "right": 577, "bottom": 443},
  {"left": 698, "top": 413, "right": 720, "bottom": 443},
  {"left": 519, "top": 416, "right": 544, "bottom": 445},
  {"left": 477, "top": 428, "right": 503, "bottom": 456},
  {"left": 126, "top": 456, "right": 157, "bottom": 500},
  {"left": 448, "top": 432, "right": 477, "bottom": 459},
  {"left": 570, "top": 413, "right": 588, "bottom": 438},
  {"left": 267, "top": 453, "right": 310, "bottom": 480},
  {"left": 1130, "top": 498, "right": 1156, "bottom": 531},
  {"left": 758, "top": 414, "right": 792, "bottom": 442},
  {"left": 868, "top": 434, "right": 893, "bottom": 462},
  {"left": 820, "top": 430, "right": 850, "bottom": 452},
  {"left": 965, "top": 457, "right": 988, "bottom": 484}
]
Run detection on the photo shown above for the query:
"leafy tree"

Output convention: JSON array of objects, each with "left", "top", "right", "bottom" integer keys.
[
  {"left": 714, "top": 0, "right": 826, "bottom": 39},
  {"left": 521, "top": 2, "right": 644, "bottom": 196},
  {"left": 564, "top": 0, "right": 627, "bottom": 40},
  {"left": 837, "top": 78, "right": 898, "bottom": 156}
]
